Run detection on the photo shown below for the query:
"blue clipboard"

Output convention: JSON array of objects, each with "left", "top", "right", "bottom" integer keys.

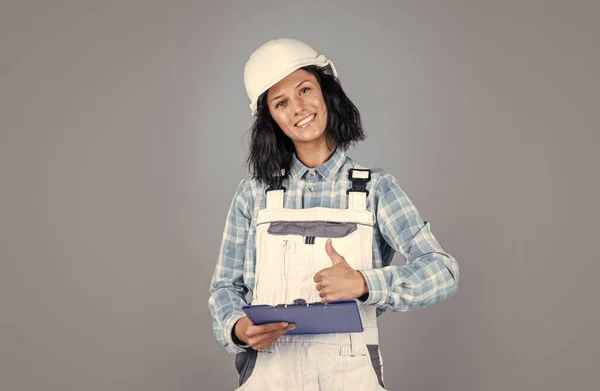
[{"left": 242, "top": 300, "right": 363, "bottom": 335}]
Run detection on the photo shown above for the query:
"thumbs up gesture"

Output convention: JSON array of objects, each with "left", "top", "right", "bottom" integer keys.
[{"left": 313, "top": 239, "right": 369, "bottom": 303}]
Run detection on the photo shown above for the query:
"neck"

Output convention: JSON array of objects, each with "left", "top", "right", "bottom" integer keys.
[{"left": 294, "top": 141, "right": 336, "bottom": 168}]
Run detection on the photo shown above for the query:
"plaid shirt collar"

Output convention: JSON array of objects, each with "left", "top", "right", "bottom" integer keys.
[{"left": 288, "top": 148, "right": 348, "bottom": 181}]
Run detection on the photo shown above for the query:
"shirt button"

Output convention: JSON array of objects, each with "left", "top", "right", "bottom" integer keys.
[
  {"left": 309, "top": 170, "right": 316, "bottom": 177},
  {"left": 308, "top": 186, "right": 315, "bottom": 192}
]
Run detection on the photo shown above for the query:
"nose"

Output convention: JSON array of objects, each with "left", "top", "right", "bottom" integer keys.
[{"left": 291, "top": 97, "right": 307, "bottom": 115}]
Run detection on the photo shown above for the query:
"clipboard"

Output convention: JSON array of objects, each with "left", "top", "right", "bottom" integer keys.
[{"left": 242, "top": 300, "right": 363, "bottom": 335}]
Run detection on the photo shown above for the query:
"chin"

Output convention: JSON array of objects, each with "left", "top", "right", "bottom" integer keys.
[{"left": 294, "top": 133, "right": 327, "bottom": 145}]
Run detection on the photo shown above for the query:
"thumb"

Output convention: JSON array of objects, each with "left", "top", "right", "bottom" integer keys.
[{"left": 325, "top": 239, "right": 344, "bottom": 265}]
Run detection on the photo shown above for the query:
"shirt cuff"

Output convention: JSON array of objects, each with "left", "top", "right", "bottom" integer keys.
[
  {"left": 357, "top": 268, "right": 389, "bottom": 307},
  {"left": 224, "top": 313, "right": 249, "bottom": 354}
]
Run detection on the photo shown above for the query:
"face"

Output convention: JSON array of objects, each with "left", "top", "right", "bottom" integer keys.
[{"left": 266, "top": 69, "right": 328, "bottom": 147}]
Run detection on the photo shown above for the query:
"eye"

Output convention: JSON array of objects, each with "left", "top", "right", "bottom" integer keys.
[
  {"left": 275, "top": 100, "right": 286, "bottom": 109},
  {"left": 299, "top": 87, "right": 311, "bottom": 94}
]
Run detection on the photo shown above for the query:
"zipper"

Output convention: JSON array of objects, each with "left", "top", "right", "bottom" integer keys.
[
  {"left": 309, "top": 239, "right": 315, "bottom": 302},
  {"left": 281, "top": 240, "right": 290, "bottom": 304}
]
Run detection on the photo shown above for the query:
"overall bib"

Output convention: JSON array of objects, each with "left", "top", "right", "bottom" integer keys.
[{"left": 235, "top": 169, "right": 386, "bottom": 391}]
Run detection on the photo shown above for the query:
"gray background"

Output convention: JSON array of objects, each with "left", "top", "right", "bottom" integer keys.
[{"left": 1, "top": 1, "right": 598, "bottom": 390}]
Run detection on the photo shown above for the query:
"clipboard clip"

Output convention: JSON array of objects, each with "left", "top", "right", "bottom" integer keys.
[{"left": 275, "top": 298, "right": 322, "bottom": 307}]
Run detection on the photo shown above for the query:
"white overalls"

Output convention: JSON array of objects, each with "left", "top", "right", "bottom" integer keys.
[{"left": 235, "top": 169, "right": 387, "bottom": 391}]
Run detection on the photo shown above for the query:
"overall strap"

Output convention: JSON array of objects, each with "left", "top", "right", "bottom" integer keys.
[
  {"left": 265, "top": 189, "right": 284, "bottom": 209},
  {"left": 347, "top": 168, "right": 371, "bottom": 210},
  {"left": 265, "top": 169, "right": 286, "bottom": 209}
]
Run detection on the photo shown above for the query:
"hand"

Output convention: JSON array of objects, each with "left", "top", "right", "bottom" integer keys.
[
  {"left": 234, "top": 316, "right": 295, "bottom": 350},
  {"left": 313, "top": 239, "right": 368, "bottom": 303}
]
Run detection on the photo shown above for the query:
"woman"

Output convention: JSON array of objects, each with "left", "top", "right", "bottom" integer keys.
[{"left": 209, "top": 38, "right": 459, "bottom": 391}]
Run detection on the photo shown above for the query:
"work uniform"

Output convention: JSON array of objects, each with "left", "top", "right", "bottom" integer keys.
[{"left": 233, "top": 166, "right": 384, "bottom": 390}]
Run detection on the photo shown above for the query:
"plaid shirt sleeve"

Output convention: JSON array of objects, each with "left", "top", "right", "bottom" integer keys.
[
  {"left": 358, "top": 173, "right": 459, "bottom": 311},
  {"left": 208, "top": 179, "right": 252, "bottom": 354}
]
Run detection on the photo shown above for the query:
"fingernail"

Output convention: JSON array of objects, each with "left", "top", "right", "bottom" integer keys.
[
  {"left": 282, "top": 322, "right": 289, "bottom": 327},
  {"left": 289, "top": 324, "right": 296, "bottom": 330}
]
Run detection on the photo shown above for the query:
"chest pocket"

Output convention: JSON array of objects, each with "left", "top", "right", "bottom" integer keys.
[{"left": 255, "top": 219, "right": 371, "bottom": 305}]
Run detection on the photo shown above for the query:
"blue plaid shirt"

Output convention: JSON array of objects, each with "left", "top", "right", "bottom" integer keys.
[{"left": 209, "top": 149, "right": 459, "bottom": 354}]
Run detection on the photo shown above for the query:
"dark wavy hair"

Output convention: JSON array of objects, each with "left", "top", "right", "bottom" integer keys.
[{"left": 246, "top": 65, "right": 365, "bottom": 187}]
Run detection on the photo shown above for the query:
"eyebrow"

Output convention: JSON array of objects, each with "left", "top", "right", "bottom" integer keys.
[{"left": 270, "top": 80, "right": 311, "bottom": 103}]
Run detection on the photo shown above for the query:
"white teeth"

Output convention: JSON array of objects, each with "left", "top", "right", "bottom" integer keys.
[{"left": 296, "top": 114, "right": 314, "bottom": 127}]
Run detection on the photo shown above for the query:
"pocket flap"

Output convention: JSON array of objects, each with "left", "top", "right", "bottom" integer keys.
[{"left": 267, "top": 221, "right": 357, "bottom": 238}]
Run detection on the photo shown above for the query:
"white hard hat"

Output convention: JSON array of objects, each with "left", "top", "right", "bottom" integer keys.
[{"left": 244, "top": 38, "right": 338, "bottom": 116}]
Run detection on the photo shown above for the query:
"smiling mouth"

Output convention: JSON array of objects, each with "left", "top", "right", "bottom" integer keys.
[{"left": 295, "top": 114, "right": 316, "bottom": 128}]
